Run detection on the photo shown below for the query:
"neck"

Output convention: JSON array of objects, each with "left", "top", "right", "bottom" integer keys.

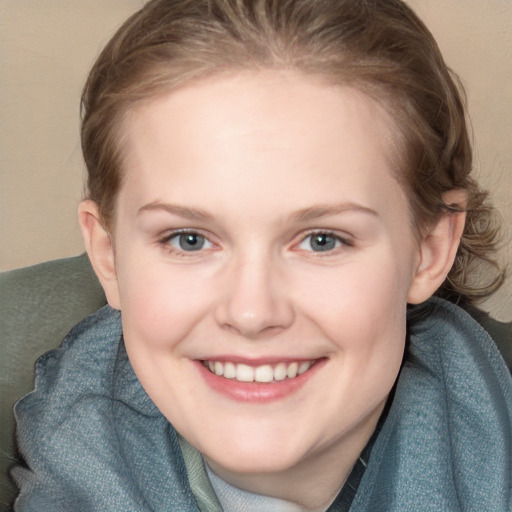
[{"left": 205, "top": 402, "right": 384, "bottom": 510}]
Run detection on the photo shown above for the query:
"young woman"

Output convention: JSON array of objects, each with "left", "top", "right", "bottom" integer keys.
[{"left": 13, "top": 1, "right": 511, "bottom": 510}]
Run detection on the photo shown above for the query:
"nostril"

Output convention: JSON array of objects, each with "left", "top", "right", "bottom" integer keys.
[
  {"left": 220, "top": 322, "right": 243, "bottom": 335},
  {"left": 213, "top": 269, "right": 295, "bottom": 337}
]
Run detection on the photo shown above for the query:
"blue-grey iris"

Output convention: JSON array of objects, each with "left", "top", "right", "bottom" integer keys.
[
  {"left": 310, "top": 234, "right": 336, "bottom": 252},
  {"left": 179, "top": 233, "right": 205, "bottom": 251}
]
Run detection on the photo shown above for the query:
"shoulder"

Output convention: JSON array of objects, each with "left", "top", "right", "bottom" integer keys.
[
  {"left": 18, "top": 304, "right": 122, "bottom": 414},
  {"left": 351, "top": 299, "right": 512, "bottom": 511},
  {"left": 405, "top": 298, "right": 511, "bottom": 418},
  {"left": 14, "top": 305, "right": 125, "bottom": 473},
  {"left": 13, "top": 306, "right": 199, "bottom": 510},
  {"left": 407, "top": 297, "right": 510, "bottom": 377}
]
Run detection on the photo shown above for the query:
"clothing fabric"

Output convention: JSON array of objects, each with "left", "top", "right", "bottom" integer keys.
[
  {"left": 204, "top": 413, "right": 383, "bottom": 512},
  {"left": 205, "top": 464, "right": 318, "bottom": 512},
  {"left": 12, "top": 298, "right": 512, "bottom": 511}
]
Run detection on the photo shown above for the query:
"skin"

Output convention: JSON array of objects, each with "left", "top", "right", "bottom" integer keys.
[{"left": 80, "top": 70, "right": 465, "bottom": 510}]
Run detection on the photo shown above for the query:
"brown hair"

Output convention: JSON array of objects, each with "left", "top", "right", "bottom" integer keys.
[{"left": 81, "top": 0, "right": 504, "bottom": 303}]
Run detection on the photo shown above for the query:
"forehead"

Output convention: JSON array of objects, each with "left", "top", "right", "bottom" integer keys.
[
  {"left": 118, "top": 70, "right": 407, "bottom": 223},
  {"left": 125, "top": 70, "right": 398, "bottom": 154}
]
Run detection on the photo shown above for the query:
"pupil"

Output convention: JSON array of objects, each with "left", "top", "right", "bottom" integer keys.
[
  {"left": 179, "top": 234, "right": 204, "bottom": 251},
  {"left": 311, "top": 234, "right": 335, "bottom": 252}
]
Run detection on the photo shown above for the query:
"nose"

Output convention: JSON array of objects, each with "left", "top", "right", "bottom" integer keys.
[{"left": 214, "top": 253, "right": 295, "bottom": 339}]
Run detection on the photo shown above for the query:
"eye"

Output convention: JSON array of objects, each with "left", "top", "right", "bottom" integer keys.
[
  {"left": 298, "top": 232, "right": 346, "bottom": 252},
  {"left": 165, "top": 232, "right": 213, "bottom": 252}
]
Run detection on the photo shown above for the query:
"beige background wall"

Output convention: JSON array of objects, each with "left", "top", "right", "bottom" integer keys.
[{"left": 1, "top": 0, "right": 511, "bottom": 320}]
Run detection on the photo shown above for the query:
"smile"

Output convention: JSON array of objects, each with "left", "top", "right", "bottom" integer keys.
[{"left": 202, "top": 360, "right": 315, "bottom": 383}]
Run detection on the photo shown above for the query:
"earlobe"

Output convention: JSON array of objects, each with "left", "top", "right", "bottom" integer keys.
[
  {"left": 407, "top": 192, "right": 467, "bottom": 305},
  {"left": 78, "top": 200, "right": 121, "bottom": 310}
]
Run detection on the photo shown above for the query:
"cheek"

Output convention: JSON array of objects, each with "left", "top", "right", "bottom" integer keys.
[
  {"left": 115, "top": 254, "right": 215, "bottom": 348},
  {"left": 296, "top": 250, "right": 412, "bottom": 355},
  {"left": 321, "top": 266, "right": 408, "bottom": 408},
  {"left": 309, "top": 255, "right": 409, "bottom": 309}
]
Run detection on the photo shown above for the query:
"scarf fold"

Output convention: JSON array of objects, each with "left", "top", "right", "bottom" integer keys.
[
  {"left": 12, "top": 299, "right": 512, "bottom": 511},
  {"left": 349, "top": 299, "right": 512, "bottom": 511}
]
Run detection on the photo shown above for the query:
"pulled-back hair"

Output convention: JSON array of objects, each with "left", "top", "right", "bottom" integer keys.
[{"left": 81, "top": 0, "right": 504, "bottom": 304}]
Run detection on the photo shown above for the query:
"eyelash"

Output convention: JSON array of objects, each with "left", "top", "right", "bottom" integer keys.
[
  {"left": 157, "top": 229, "right": 353, "bottom": 257},
  {"left": 296, "top": 230, "right": 353, "bottom": 254},
  {"left": 158, "top": 229, "right": 215, "bottom": 256}
]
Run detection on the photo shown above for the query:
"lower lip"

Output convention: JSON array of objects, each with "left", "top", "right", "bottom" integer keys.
[{"left": 194, "top": 359, "right": 326, "bottom": 402}]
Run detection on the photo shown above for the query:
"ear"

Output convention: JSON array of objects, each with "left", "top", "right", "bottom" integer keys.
[
  {"left": 407, "top": 190, "right": 467, "bottom": 304},
  {"left": 78, "top": 200, "right": 121, "bottom": 310}
]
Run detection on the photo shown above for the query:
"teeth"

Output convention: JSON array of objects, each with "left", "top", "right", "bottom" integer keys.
[
  {"left": 236, "top": 364, "right": 254, "bottom": 382},
  {"left": 214, "top": 361, "right": 224, "bottom": 376},
  {"left": 254, "top": 365, "right": 274, "bottom": 383},
  {"left": 224, "top": 362, "right": 236, "bottom": 379},
  {"left": 298, "top": 361, "right": 312, "bottom": 375},
  {"left": 204, "top": 360, "right": 315, "bottom": 383},
  {"left": 287, "top": 362, "right": 298, "bottom": 379},
  {"left": 274, "top": 362, "right": 287, "bottom": 381}
]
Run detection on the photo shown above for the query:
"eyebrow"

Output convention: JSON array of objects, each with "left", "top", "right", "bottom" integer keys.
[
  {"left": 290, "top": 203, "right": 379, "bottom": 222},
  {"left": 137, "top": 202, "right": 214, "bottom": 221},
  {"left": 137, "top": 201, "right": 378, "bottom": 223}
]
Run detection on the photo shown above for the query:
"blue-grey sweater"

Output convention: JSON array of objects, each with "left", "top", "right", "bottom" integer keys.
[{"left": 13, "top": 298, "right": 512, "bottom": 511}]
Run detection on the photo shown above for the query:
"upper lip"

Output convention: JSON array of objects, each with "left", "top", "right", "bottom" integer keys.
[{"left": 198, "top": 355, "right": 324, "bottom": 365}]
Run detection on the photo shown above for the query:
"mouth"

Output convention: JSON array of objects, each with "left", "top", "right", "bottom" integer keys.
[
  {"left": 196, "top": 357, "right": 325, "bottom": 402},
  {"left": 201, "top": 359, "right": 317, "bottom": 383}
]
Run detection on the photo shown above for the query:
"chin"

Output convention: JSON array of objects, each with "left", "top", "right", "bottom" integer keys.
[
  {"left": 200, "top": 430, "right": 313, "bottom": 475},
  {"left": 207, "top": 452, "right": 301, "bottom": 476}
]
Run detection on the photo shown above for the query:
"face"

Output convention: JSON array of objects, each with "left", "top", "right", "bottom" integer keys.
[{"left": 107, "top": 71, "right": 421, "bottom": 485}]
